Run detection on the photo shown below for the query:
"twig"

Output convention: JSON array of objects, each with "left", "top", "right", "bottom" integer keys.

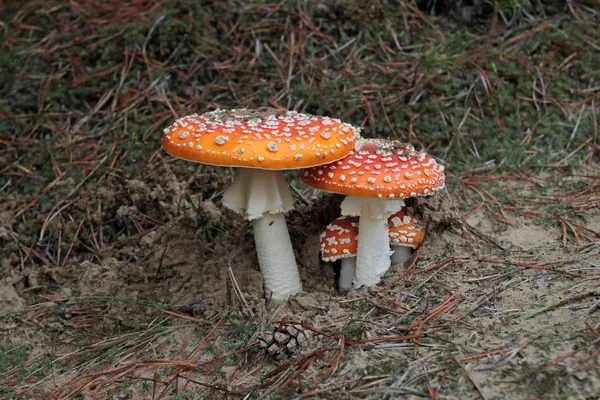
[
  {"left": 228, "top": 262, "right": 254, "bottom": 317},
  {"left": 450, "top": 355, "right": 488, "bottom": 400},
  {"left": 520, "top": 290, "right": 600, "bottom": 319}
]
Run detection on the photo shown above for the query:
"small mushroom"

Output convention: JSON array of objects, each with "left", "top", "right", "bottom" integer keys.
[
  {"left": 320, "top": 216, "right": 359, "bottom": 293},
  {"left": 321, "top": 212, "right": 422, "bottom": 292},
  {"left": 303, "top": 139, "right": 444, "bottom": 288},
  {"left": 162, "top": 108, "right": 359, "bottom": 300},
  {"left": 388, "top": 210, "right": 424, "bottom": 264}
]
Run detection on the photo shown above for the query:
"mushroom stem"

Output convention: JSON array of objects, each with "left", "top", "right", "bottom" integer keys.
[
  {"left": 222, "top": 168, "right": 301, "bottom": 300},
  {"left": 354, "top": 208, "right": 393, "bottom": 287},
  {"left": 252, "top": 213, "right": 302, "bottom": 300},
  {"left": 340, "top": 196, "right": 404, "bottom": 288},
  {"left": 338, "top": 257, "right": 356, "bottom": 293},
  {"left": 391, "top": 246, "right": 413, "bottom": 265}
]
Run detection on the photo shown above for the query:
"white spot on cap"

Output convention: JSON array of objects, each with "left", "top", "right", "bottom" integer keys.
[
  {"left": 267, "top": 142, "right": 278, "bottom": 152},
  {"left": 367, "top": 177, "right": 376, "bottom": 184},
  {"left": 383, "top": 175, "right": 391, "bottom": 183},
  {"left": 215, "top": 135, "right": 228, "bottom": 145},
  {"left": 405, "top": 172, "right": 414, "bottom": 179},
  {"left": 178, "top": 131, "right": 188, "bottom": 139},
  {"left": 326, "top": 237, "right": 338, "bottom": 245},
  {"left": 320, "top": 131, "right": 331, "bottom": 139},
  {"left": 339, "top": 174, "right": 346, "bottom": 182},
  {"left": 258, "top": 156, "right": 265, "bottom": 162},
  {"left": 295, "top": 154, "right": 303, "bottom": 160}
]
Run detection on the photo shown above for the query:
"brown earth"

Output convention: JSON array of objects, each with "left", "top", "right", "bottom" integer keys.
[{"left": 1, "top": 164, "right": 599, "bottom": 399}]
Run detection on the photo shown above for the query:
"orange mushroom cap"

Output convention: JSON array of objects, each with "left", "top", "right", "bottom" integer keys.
[
  {"left": 320, "top": 216, "right": 359, "bottom": 261},
  {"left": 162, "top": 108, "right": 360, "bottom": 170},
  {"left": 301, "top": 138, "right": 445, "bottom": 199},
  {"left": 321, "top": 211, "right": 423, "bottom": 260},
  {"left": 388, "top": 210, "right": 424, "bottom": 249}
]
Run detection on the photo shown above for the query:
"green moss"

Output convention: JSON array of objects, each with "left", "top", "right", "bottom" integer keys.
[{"left": 0, "top": 346, "right": 27, "bottom": 377}]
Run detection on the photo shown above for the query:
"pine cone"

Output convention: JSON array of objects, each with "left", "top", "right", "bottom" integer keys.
[{"left": 258, "top": 324, "right": 311, "bottom": 360}]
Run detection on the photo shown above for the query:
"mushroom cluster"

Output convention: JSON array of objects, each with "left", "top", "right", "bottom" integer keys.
[
  {"left": 302, "top": 138, "right": 444, "bottom": 289},
  {"left": 162, "top": 108, "right": 444, "bottom": 299},
  {"left": 320, "top": 210, "right": 425, "bottom": 292}
]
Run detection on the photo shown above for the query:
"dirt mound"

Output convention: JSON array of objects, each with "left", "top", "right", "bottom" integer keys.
[
  {"left": 412, "top": 188, "right": 462, "bottom": 232},
  {"left": 0, "top": 282, "right": 26, "bottom": 314},
  {"left": 288, "top": 193, "right": 345, "bottom": 292},
  {"left": 46, "top": 176, "right": 348, "bottom": 318}
]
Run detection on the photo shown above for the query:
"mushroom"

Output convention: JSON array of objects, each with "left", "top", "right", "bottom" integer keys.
[
  {"left": 388, "top": 210, "right": 424, "bottom": 264},
  {"left": 320, "top": 216, "right": 359, "bottom": 293},
  {"left": 162, "top": 108, "right": 360, "bottom": 300},
  {"left": 321, "top": 212, "right": 422, "bottom": 292},
  {"left": 302, "top": 138, "right": 444, "bottom": 288}
]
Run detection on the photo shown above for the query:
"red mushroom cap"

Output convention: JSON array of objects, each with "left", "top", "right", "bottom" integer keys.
[
  {"left": 301, "top": 138, "right": 445, "bottom": 199},
  {"left": 321, "top": 211, "right": 423, "bottom": 260},
  {"left": 162, "top": 108, "right": 360, "bottom": 170},
  {"left": 388, "top": 210, "right": 424, "bottom": 248},
  {"left": 320, "top": 216, "right": 359, "bottom": 261}
]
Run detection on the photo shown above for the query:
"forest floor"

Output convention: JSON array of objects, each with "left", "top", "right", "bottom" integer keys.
[{"left": 1, "top": 1, "right": 599, "bottom": 399}]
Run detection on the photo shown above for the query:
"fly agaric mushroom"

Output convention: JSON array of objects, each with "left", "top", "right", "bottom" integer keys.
[
  {"left": 321, "top": 212, "right": 422, "bottom": 292},
  {"left": 303, "top": 138, "right": 444, "bottom": 288},
  {"left": 320, "top": 216, "right": 359, "bottom": 292},
  {"left": 388, "top": 209, "right": 424, "bottom": 264},
  {"left": 162, "top": 108, "right": 360, "bottom": 300}
]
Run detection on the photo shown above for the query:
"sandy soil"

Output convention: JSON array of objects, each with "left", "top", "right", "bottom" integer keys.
[{"left": 1, "top": 165, "right": 599, "bottom": 399}]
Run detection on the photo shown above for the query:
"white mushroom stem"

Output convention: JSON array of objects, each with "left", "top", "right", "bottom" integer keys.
[
  {"left": 355, "top": 210, "right": 392, "bottom": 287},
  {"left": 391, "top": 246, "right": 413, "bottom": 265},
  {"left": 341, "top": 196, "right": 405, "bottom": 288},
  {"left": 252, "top": 213, "right": 301, "bottom": 299},
  {"left": 222, "top": 168, "right": 301, "bottom": 300},
  {"left": 338, "top": 257, "right": 356, "bottom": 293}
]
